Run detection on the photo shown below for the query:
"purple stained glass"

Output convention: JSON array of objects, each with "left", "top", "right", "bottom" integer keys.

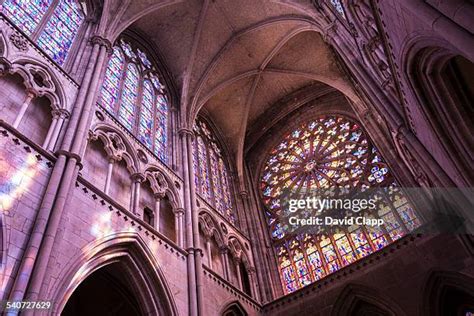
[
  {"left": 4, "top": 0, "right": 53, "bottom": 35},
  {"left": 100, "top": 48, "right": 124, "bottom": 112},
  {"left": 118, "top": 64, "right": 139, "bottom": 131},
  {"left": 154, "top": 93, "right": 168, "bottom": 163},
  {"left": 138, "top": 81, "right": 154, "bottom": 149},
  {"left": 37, "top": 0, "right": 84, "bottom": 65}
]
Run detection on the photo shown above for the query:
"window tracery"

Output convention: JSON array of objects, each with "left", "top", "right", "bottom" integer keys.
[
  {"left": 4, "top": 0, "right": 85, "bottom": 65},
  {"left": 193, "top": 118, "right": 235, "bottom": 223},
  {"left": 99, "top": 38, "right": 169, "bottom": 163},
  {"left": 260, "top": 115, "right": 420, "bottom": 293}
]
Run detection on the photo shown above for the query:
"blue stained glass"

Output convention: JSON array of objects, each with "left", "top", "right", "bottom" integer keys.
[
  {"left": 154, "top": 93, "right": 168, "bottom": 163},
  {"left": 118, "top": 64, "right": 139, "bottom": 131},
  {"left": 100, "top": 48, "right": 124, "bottom": 112},
  {"left": 138, "top": 81, "right": 154, "bottom": 149},
  {"left": 4, "top": 0, "right": 53, "bottom": 35},
  {"left": 37, "top": 0, "right": 85, "bottom": 65}
]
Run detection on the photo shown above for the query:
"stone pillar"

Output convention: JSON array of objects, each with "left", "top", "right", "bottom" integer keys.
[
  {"left": 131, "top": 173, "right": 145, "bottom": 216},
  {"left": 154, "top": 192, "right": 164, "bottom": 230},
  {"left": 47, "top": 109, "right": 69, "bottom": 151},
  {"left": 206, "top": 238, "right": 212, "bottom": 269},
  {"left": 12, "top": 90, "right": 35, "bottom": 128},
  {"left": 104, "top": 158, "right": 115, "bottom": 195},
  {"left": 17, "top": 36, "right": 111, "bottom": 305},
  {"left": 43, "top": 110, "right": 60, "bottom": 149},
  {"left": 220, "top": 246, "right": 230, "bottom": 281},
  {"left": 178, "top": 128, "right": 199, "bottom": 316},
  {"left": 248, "top": 267, "right": 259, "bottom": 300},
  {"left": 174, "top": 207, "right": 185, "bottom": 246},
  {"left": 176, "top": 208, "right": 184, "bottom": 248},
  {"left": 235, "top": 260, "right": 243, "bottom": 290}
]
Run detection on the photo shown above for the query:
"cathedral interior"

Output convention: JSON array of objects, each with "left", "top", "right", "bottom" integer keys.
[{"left": 0, "top": 0, "right": 473, "bottom": 315}]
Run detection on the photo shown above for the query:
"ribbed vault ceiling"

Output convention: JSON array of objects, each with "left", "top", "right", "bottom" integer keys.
[{"left": 105, "top": 0, "right": 358, "bottom": 182}]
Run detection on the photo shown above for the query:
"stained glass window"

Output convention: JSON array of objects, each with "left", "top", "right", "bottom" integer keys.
[
  {"left": 4, "top": 0, "right": 85, "bottom": 65},
  {"left": 100, "top": 48, "right": 124, "bottom": 113},
  {"left": 4, "top": 0, "right": 53, "bottom": 35},
  {"left": 98, "top": 38, "right": 170, "bottom": 163},
  {"left": 138, "top": 80, "right": 154, "bottom": 148},
  {"left": 260, "top": 115, "right": 421, "bottom": 294},
  {"left": 37, "top": 0, "right": 84, "bottom": 65},
  {"left": 193, "top": 117, "right": 235, "bottom": 223}
]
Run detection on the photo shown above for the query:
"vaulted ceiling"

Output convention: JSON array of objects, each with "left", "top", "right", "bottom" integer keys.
[{"left": 102, "top": 0, "right": 359, "bottom": 182}]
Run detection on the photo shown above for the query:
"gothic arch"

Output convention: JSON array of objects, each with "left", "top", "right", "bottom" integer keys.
[
  {"left": 2, "top": 57, "right": 66, "bottom": 110},
  {"left": 422, "top": 270, "right": 474, "bottom": 316},
  {"left": 198, "top": 210, "right": 225, "bottom": 248},
  {"left": 50, "top": 232, "right": 178, "bottom": 315},
  {"left": 402, "top": 36, "right": 473, "bottom": 186},
  {"left": 90, "top": 123, "right": 140, "bottom": 174},
  {"left": 331, "top": 283, "right": 406, "bottom": 316},
  {"left": 143, "top": 166, "right": 182, "bottom": 210},
  {"left": 219, "top": 300, "right": 248, "bottom": 316}
]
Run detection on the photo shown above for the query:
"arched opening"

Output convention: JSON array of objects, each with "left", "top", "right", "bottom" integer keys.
[
  {"left": 410, "top": 48, "right": 474, "bottom": 186},
  {"left": 139, "top": 180, "right": 156, "bottom": 227},
  {"left": 143, "top": 206, "right": 154, "bottom": 226},
  {"left": 331, "top": 284, "right": 404, "bottom": 316},
  {"left": 62, "top": 263, "right": 142, "bottom": 315},
  {"left": 81, "top": 139, "right": 109, "bottom": 190},
  {"left": 221, "top": 301, "right": 248, "bottom": 316},
  {"left": 19, "top": 95, "right": 52, "bottom": 145},
  {"left": 159, "top": 196, "right": 175, "bottom": 242},
  {"left": 0, "top": 73, "right": 28, "bottom": 124},
  {"left": 109, "top": 158, "right": 133, "bottom": 209},
  {"left": 423, "top": 271, "right": 474, "bottom": 316},
  {"left": 240, "top": 264, "right": 252, "bottom": 296}
]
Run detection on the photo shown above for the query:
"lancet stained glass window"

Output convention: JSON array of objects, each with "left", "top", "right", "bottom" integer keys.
[
  {"left": 4, "top": 0, "right": 84, "bottom": 65},
  {"left": 260, "top": 115, "right": 421, "bottom": 294},
  {"left": 98, "top": 38, "right": 170, "bottom": 163},
  {"left": 193, "top": 118, "right": 235, "bottom": 223}
]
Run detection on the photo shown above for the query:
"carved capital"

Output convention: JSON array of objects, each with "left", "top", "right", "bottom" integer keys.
[
  {"left": 154, "top": 190, "right": 166, "bottom": 200},
  {"left": 131, "top": 172, "right": 145, "bottom": 183},
  {"left": 90, "top": 35, "right": 113, "bottom": 54},
  {"left": 175, "top": 207, "right": 185, "bottom": 215},
  {"left": 52, "top": 108, "right": 70, "bottom": 119},
  {"left": 178, "top": 128, "right": 194, "bottom": 138}
]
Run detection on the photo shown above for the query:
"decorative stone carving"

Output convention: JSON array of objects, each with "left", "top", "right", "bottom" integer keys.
[{"left": 9, "top": 33, "right": 28, "bottom": 52}]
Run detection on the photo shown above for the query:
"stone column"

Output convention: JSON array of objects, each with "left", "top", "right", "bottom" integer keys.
[
  {"left": 235, "top": 260, "right": 243, "bottom": 290},
  {"left": 206, "top": 238, "right": 212, "bottom": 269},
  {"left": 104, "top": 158, "right": 115, "bottom": 195},
  {"left": 42, "top": 109, "right": 60, "bottom": 149},
  {"left": 178, "top": 128, "right": 199, "bottom": 316},
  {"left": 131, "top": 173, "right": 145, "bottom": 216},
  {"left": 174, "top": 207, "right": 185, "bottom": 246},
  {"left": 220, "top": 246, "right": 230, "bottom": 281},
  {"left": 248, "top": 267, "right": 259, "bottom": 300},
  {"left": 18, "top": 36, "right": 111, "bottom": 305},
  {"left": 12, "top": 90, "right": 35, "bottom": 128},
  {"left": 47, "top": 109, "right": 69, "bottom": 151},
  {"left": 154, "top": 192, "right": 164, "bottom": 230},
  {"left": 176, "top": 208, "right": 184, "bottom": 248}
]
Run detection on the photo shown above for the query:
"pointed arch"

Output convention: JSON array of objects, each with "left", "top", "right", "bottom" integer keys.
[
  {"left": 50, "top": 232, "right": 178, "bottom": 315},
  {"left": 422, "top": 270, "right": 474, "bottom": 316},
  {"left": 143, "top": 165, "right": 183, "bottom": 210},
  {"left": 331, "top": 283, "right": 406, "bottom": 316},
  {"left": 219, "top": 300, "right": 248, "bottom": 316},
  {"left": 90, "top": 122, "right": 140, "bottom": 174}
]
